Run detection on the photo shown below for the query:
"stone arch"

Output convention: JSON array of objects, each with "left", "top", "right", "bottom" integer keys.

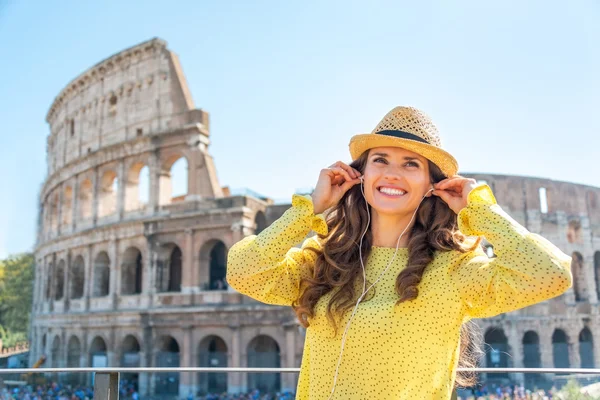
[
  {"left": 79, "top": 178, "right": 93, "bottom": 220},
  {"left": 121, "top": 334, "right": 141, "bottom": 392},
  {"left": 62, "top": 186, "right": 73, "bottom": 228},
  {"left": 255, "top": 211, "right": 267, "bottom": 234},
  {"left": 155, "top": 335, "right": 180, "bottom": 396},
  {"left": 200, "top": 240, "right": 228, "bottom": 291},
  {"left": 54, "top": 259, "right": 65, "bottom": 300},
  {"left": 156, "top": 243, "right": 182, "bottom": 292},
  {"left": 125, "top": 161, "right": 149, "bottom": 212},
  {"left": 89, "top": 336, "right": 108, "bottom": 367},
  {"left": 579, "top": 327, "right": 594, "bottom": 368},
  {"left": 51, "top": 335, "right": 62, "bottom": 368},
  {"left": 98, "top": 169, "right": 118, "bottom": 218},
  {"left": 594, "top": 251, "right": 600, "bottom": 302},
  {"left": 484, "top": 328, "right": 509, "bottom": 378},
  {"left": 247, "top": 335, "right": 281, "bottom": 394},
  {"left": 121, "top": 247, "right": 143, "bottom": 295},
  {"left": 69, "top": 255, "right": 85, "bottom": 299},
  {"left": 159, "top": 155, "right": 188, "bottom": 205},
  {"left": 198, "top": 335, "right": 228, "bottom": 395},
  {"left": 552, "top": 329, "right": 570, "bottom": 372},
  {"left": 93, "top": 251, "right": 110, "bottom": 297},
  {"left": 67, "top": 336, "right": 81, "bottom": 368},
  {"left": 571, "top": 252, "right": 586, "bottom": 302}
]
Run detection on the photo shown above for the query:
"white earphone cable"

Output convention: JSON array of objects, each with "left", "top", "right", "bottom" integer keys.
[{"left": 327, "top": 178, "right": 434, "bottom": 399}]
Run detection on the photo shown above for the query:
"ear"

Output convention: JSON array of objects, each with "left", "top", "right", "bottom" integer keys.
[{"left": 425, "top": 185, "right": 435, "bottom": 197}]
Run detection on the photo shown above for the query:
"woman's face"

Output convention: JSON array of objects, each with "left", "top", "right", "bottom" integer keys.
[{"left": 361, "top": 146, "right": 432, "bottom": 217}]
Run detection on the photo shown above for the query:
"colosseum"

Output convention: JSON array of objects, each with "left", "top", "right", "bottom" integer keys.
[{"left": 30, "top": 37, "right": 600, "bottom": 397}]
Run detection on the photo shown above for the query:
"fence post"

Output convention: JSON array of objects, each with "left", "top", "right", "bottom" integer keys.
[{"left": 94, "top": 372, "right": 120, "bottom": 400}]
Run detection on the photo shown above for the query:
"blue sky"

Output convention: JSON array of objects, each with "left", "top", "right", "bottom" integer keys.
[{"left": 0, "top": 0, "right": 598, "bottom": 258}]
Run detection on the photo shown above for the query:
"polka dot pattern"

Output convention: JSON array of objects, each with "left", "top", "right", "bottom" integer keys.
[{"left": 227, "top": 186, "right": 573, "bottom": 399}]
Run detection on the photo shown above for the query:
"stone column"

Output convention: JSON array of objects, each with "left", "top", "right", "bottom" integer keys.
[
  {"left": 64, "top": 251, "right": 71, "bottom": 311},
  {"left": 507, "top": 322, "right": 525, "bottom": 385},
  {"left": 283, "top": 325, "right": 298, "bottom": 392},
  {"left": 72, "top": 176, "right": 79, "bottom": 231},
  {"left": 57, "top": 184, "right": 63, "bottom": 236},
  {"left": 182, "top": 229, "right": 195, "bottom": 294},
  {"left": 180, "top": 326, "right": 195, "bottom": 397},
  {"left": 85, "top": 245, "right": 93, "bottom": 310},
  {"left": 148, "top": 150, "right": 160, "bottom": 213},
  {"left": 92, "top": 167, "right": 99, "bottom": 225},
  {"left": 229, "top": 327, "right": 243, "bottom": 393},
  {"left": 109, "top": 238, "right": 118, "bottom": 309},
  {"left": 117, "top": 159, "right": 126, "bottom": 220},
  {"left": 108, "top": 327, "right": 117, "bottom": 367}
]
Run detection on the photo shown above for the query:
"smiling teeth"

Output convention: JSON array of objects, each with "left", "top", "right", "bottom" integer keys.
[{"left": 379, "top": 187, "right": 406, "bottom": 196}]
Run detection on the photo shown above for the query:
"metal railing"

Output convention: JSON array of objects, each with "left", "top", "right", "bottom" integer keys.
[{"left": 2, "top": 367, "right": 600, "bottom": 399}]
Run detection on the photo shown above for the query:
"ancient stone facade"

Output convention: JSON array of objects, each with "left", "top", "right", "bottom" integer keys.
[
  {"left": 30, "top": 38, "right": 600, "bottom": 396},
  {"left": 31, "top": 38, "right": 300, "bottom": 397}
]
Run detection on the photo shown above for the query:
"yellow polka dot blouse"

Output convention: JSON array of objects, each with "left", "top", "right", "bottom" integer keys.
[{"left": 226, "top": 184, "right": 572, "bottom": 399}]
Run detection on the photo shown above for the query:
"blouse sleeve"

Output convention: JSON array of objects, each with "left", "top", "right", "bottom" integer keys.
[
  {"left": 226, "top": 194, "right": 328, "bottom": 306},
  {"left": 449, "top": 184, "right": 573, "bottom": 319}
]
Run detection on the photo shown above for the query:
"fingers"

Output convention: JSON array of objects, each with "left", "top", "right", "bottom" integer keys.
[
  {"left": 434, "top": 176, "right": 474, "bottom": 190},
  {"left": 329, "top": 161, "right": 361, "bottom": 180}
]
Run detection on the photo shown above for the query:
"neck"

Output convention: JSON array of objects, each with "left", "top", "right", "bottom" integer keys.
[{"left": 370, "top": 209, "right": 416, "bottom": 248}]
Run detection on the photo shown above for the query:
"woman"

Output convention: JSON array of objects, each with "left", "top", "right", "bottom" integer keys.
[{"left": 226, "top": 106, "right": 572, "bottom": 399}]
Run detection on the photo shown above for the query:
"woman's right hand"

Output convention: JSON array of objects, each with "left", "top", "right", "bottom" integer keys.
[{"left": 312, "top": 161, "right": 362, "bottom": 214}]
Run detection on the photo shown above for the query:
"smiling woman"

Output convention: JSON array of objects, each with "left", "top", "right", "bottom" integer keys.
[{"left": 226, "top": 106, "right": 572, "bottom": 399}]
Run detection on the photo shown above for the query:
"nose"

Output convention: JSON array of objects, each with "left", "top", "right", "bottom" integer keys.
[{"left": 382, "top": 165, "right": 405, "bottom": 182}]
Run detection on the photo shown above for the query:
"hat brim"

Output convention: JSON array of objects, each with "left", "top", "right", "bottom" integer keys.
[{"left": 349, "top": 134, "right": 458, "bottom": 177}]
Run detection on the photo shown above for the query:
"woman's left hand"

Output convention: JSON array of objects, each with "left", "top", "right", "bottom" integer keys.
[{"left": 432, "top": 175, "right": 479, "bottom": 214}]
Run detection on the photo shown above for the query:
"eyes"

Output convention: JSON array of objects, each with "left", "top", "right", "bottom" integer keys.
[{"left": 373, "top": 157, "right": 420, "bottom": 168}]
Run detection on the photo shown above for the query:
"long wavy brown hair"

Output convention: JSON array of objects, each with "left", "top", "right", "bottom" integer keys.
[{"left": 292, "top": 150, "right": 484, "bottom": 388}]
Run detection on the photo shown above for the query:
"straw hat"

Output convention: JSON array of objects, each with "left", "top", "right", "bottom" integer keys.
[{"left": 349, "top": 106, "right": 458, "bottom": 177}]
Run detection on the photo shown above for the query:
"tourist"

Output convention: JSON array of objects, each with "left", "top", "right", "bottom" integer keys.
[{"left": 226, "top": 106, "right": 572, "bottom": 399}]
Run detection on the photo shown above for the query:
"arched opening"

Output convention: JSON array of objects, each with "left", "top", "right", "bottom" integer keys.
[
  {"left": 93, "top": 252, "right": 110, "bottom": 297},
  {"left": 247, "top": 335, "right": 281, "bottom": 394},
  {"left": 98, "top": 170, "right": 118, "bottom": 218},
  {"left": 159, "top": 156, "right": 188, "bottom": 206},
  {"left": 198, "top": 336, "right": 228, "bottom": 395},
  {"left": 121, "top": 335, "right": 141, "bottom": 393},
  {"left": 121, "top": 247, "right": 143, "bottom": 295},
  {"left": 484, "top": 328, "right": 509, "bottom": 378},
  {"left": 552, "top": 329, "right": 570, "bottom": 373},
  {"left": 580, "top": 328, "right": 595, "bottom": 368},
  {"left": 54, "top": 260, "right": 65, "bottom": 301},
  {"left": 201, "top": 241, "right": 227, "bottom": 291},
  {"left": 67, "top": 336, "right": 81, "bottom": 367},
  {"left": 69, "top": 256, "right": 85, "bottom": 299},
  {"left": 594, "top": 251, "right": 600, "bottom": 302},
  {"left": 79, "top": 179, "right": 93, "bottom": 220},
  {"left": 67, "top": 336, "right": 82, "bottom": 385},
  {"left": 45, "top": 263, "right": 53, "bottom": 300},
  {"left": 255, "top": 211, "right": 267, "bottom": 234},
  {"left": 62, "top": 186, "right": 73, "bottom": 229},
  {"left": 522, "top": 331, "right": 542, "bottom": 387},
  {"left": 125, "top": 162, "right": 149, "bottom": 212},
  {"left": 157, "top": 244, "right": 182, "bottom": 293},
  {"left": 572, "top": 252, "right": 586, "bottom": 302},
  {"left": 89, "top": 336, "right": 108, "bottom": 368},
  {"left": 51, "top": 336, "right": 61, "bottom": 368},
  {"left": 155, "top": 336, "right": 180, "bottom": 396}
]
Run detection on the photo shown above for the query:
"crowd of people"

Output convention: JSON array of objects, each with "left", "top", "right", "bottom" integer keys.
[{"left": 1, "top": 381, "right": 596, "bottom": 400}]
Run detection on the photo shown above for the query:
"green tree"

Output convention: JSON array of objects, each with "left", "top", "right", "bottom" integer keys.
[{"left": 0, "top": 253, "right": 35, "bottom": 334}]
